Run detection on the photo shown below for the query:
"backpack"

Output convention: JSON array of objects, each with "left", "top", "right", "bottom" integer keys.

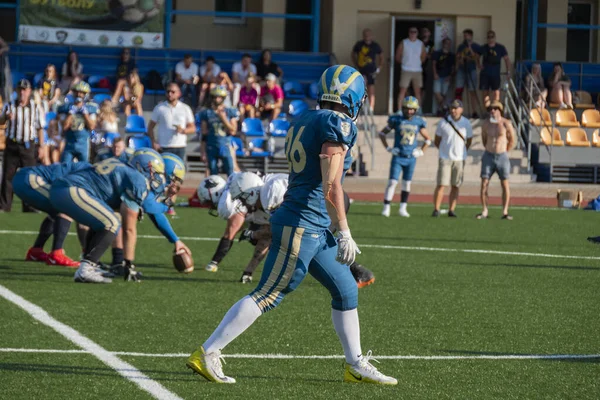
[{"left": 146, "top": 70, "right": 163, "bottom": 90}]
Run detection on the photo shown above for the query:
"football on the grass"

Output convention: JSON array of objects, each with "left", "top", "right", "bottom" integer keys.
[{"left": 173, "top": 250, "right": 194, "bottom": 273}]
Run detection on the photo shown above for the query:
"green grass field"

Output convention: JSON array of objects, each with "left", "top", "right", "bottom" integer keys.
[{"left": 0, "top": 202, "right": 599, "bottom": 399}]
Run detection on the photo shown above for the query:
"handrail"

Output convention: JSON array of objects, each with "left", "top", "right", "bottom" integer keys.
[{"left": 357, "top": 98, "right": 376, "bottom": 171}]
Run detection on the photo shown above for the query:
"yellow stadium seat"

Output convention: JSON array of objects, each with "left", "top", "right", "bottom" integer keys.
[
  {"left": 529, "top": 108, "right": 552, "bottom": 126},
  {"left": 566, "top": 128, "right": 591, "bottom": 147},
  {"left": 581, "top": 109, "right": 600, "bottom": 128},
  {"left": 540, "top": 127, "right": 564, "bottom": 146},
  {"left": 575, "top": 91, "right": 595, "bottom": 109},
  {"left": 555, "top": 109, "right": 580, "bottom": 127},
  {"left": 593, "top": 130, "right": 600, "bottom": 147}
]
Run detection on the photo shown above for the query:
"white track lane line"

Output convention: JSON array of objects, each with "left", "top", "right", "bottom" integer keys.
[
  {"left": 0, "top": 285, "right": 183, "bottom": 400},
  {"left": 0, "top": 347, "right": 598, "bottom": 360},
  {"left": 0, "top": 229, "right": 598, "bottom": 261}
]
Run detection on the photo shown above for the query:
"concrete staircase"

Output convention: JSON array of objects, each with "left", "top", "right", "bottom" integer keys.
[{"left": 358, "top": 116, "right": 533, "bottom": 183}]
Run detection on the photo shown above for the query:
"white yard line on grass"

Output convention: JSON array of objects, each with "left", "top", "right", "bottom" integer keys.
[
  {"left": 0, "top": 285, "right": 183, "bottom": 400},
  {"left": 1, "top": 229, "right": 599, "bottom": 261},
  {"left": 1, "top": 347, "right": 599, "bottom": 360}
]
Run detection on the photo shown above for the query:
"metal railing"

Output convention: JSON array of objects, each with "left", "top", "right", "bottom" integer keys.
[
  {"left": 502, "top": 78, "right": 527, "bottom": 152},
  {"left": 356, "top": 98, "right": 376, "bottom": 171}
]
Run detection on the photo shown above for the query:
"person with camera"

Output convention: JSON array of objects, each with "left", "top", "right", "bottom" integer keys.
[
  {"left": 432, "top": 100, "right": 472, "bottom": 218},
  {"left": 432, "top": 38, "right": 455, "bottom": 115},
  {"left": 0, "top": 79, "right": 46, "bottom": 212},
  {"left": 456, "top": 29, "right": 481, "bottom": 118}
]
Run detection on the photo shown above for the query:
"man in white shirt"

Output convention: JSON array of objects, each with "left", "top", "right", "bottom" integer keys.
[
  {"left": 198, "top": 56, "right": 222, "bottom": 106},
  {"left": 395, "top": 27, "right": 427, "bottom": 109},
  {"left": 231, "top": 53, "right": 257, "bottom": 106},
  {"left": 175, "top": 54, "right": 200, "bottom": 109},
  {"left": 147, "top": 82, "right": 196, "bottom": 161},
  {"left": 432, "top": 100, "right": 473, "bottom": 217}
]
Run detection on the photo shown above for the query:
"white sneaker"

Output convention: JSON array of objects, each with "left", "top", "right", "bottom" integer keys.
[
  {"left": 187, "top": 347, "right": 236, "bottom": 383},
  {"left": 381, "top": 204, "right": 391, "bottom": 217},
  {"left": 74, "top": 260, "right": 113, "bottom": 283},
  {"left": 240, "top": 274, "right": 253, "bottom": 284},
  {"left": 205, "top": 261, "right": 218, "bottom": 272},
  {"left": 399, "top": 208, "right": 410, "bottom": 218},
  {"left": 343, "top": 351, "right": 398, "bottom": 385}
]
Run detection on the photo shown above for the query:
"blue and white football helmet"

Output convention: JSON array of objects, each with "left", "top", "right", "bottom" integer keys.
[
  {"left": 130, "top": 148, "right": 166, "bottom": 191},
  {"left": 317, "top": 64, "right": 366, "bottom": 120},
  {"left": 162, "top": 153, "right": 186, "bottom": 184}
]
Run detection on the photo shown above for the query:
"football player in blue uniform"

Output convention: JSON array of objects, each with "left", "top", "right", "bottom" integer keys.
[
  {"left": 13, "top": 162, "right": 91, "bottom": 267},
  {"left": 379, "top": 96, "right": 431, "bottom": 217},
  {"left": 94, "top": 136, "right": 134, "bottom": 164},
  {"left": 198, "top": 86, "right": 239, "bottom": 176},
  {"left": 49, "top": 148, "right": 166, "bottom": 283},
  {"left": 61, "top": 81, "right": 98, "bottom": 163},
  {"left": 187, "top": 65, "right": 397, "bottom": 385}
]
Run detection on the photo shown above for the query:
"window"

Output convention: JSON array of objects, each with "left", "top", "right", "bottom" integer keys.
[{"left": 214, "top": 0, "right": 246, "bottom": 25}]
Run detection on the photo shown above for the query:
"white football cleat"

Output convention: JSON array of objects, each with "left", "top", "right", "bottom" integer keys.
[
  {"left": 398, "top": 209, "right": 410, "bottom": 218},
  {"left": 187, "top": 347, "right": 236, "bottom": 384},
  {"left": 74, "top": 260, "right": 113, "bottom": 283},
  {"left": 344, "top": 351, "right": 398, "bottom": 385},
  {"left": 381, "top": 204, "right": 391, "bottom": 217},
  {"left": 205, "top": 261, "right": 218, "bottom": 272}
]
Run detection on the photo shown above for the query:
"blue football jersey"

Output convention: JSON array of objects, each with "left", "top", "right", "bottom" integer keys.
[
  {"left": 29, "top": 161, "right": 92, "bottom": 183},
  {"left": 54, "top": 158, "right": 149, "bottom": 210},
  {"left": 388, "top": 113, "right": 426, "bottom": 158},
  {"left": 270, "top": 109, "right": 357, "bottom": 230},
  {"left": 199, "top": 107, "right": 240, "bottom": 147},
  {"left": 94, "top": 147, "right": 134, "bottom": 164},
  {"left": 65, "top": 101, "right": 98, "bottom": 142}
]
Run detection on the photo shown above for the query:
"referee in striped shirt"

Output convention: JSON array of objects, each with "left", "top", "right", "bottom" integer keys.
[{"left": 0, "top": 79, "right": 45, "bottom": 212}]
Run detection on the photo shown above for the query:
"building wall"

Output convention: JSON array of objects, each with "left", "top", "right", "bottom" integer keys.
[
  {"left": 170, "top": 0, "right": 264, "bottom": 50},
  {"left": 329, "top": 0, "right": 516, "bottom": 114}
]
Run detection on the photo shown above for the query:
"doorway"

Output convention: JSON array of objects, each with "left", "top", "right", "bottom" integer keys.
[{"left": 567, "top": 1, "right": 594, "bottom": 62}]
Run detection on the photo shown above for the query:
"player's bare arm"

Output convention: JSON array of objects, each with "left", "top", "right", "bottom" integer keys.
[
  {"left": 378, "top": 125, "right": 392, "bottom": 150},
  {"left": 320, "top": 141, "right": 347, "bottom": 231},
  {"left": 505, "top": 119, "right": 515, "bottom": 151},
  {"left": 420, "top": 128, "right": 432, "bottom": 151}
]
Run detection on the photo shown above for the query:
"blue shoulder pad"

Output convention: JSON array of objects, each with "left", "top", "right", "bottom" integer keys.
[
  {"left": 227, "top": 107, "right": 240, "bottom": 119},
  {"left": 85, "top": 102, "right": 98, "bottom": 114},
  {"left": 321, "top": 111, "right": 357, "bottom": 148}
]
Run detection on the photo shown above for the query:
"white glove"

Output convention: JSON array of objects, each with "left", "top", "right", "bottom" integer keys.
[
  {"left": 412, "top": 148, "right": 424, "bottom": 158},
  {"left": 336, "top": 230, "right": 361, "bottom": 266}
]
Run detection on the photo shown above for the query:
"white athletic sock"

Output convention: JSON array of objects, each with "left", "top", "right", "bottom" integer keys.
[
  {"left": 203, "top": 295, "right": 262, "bottom": 353},
  {"left": 332, "top": 308, "right": 362, "bottom": 364},
  {"left": 384, "top": 179, "right": 398, "bottom": 202},
  {"left": 399, "top": 202, "right": 407, "bottom": 212}
]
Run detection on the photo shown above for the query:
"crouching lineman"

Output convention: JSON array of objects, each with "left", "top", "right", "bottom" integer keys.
[
  {"left": 49, "top": 148, "right": 174, "bottom": 283},
  {"left": 197, "top": 173, "right": 375, "bottom": 287},
  {"left": 13, "top": 162, "right": 91, "bottom": 266},
  {"left": 379, "top": 96, "right": 431, "bottom": 217},
  {"left": 187, "top": 65, "right": 396, "bottom": 384}
]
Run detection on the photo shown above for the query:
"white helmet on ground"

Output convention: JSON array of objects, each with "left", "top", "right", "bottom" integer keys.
[
  {"left": 228, "top": 172, "right": 264, "bottom": 211},
  {"left": 197, "top": 175, "right": 227, "bottom": 207}
]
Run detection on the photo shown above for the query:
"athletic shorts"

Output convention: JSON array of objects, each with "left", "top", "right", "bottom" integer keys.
[
  {"left": 433, "top": 77, "right": 451, "bottom": 95},
  {"left": 437, "top": 158, "right": 465, "bottom": 187},
  {"left": 481, "top": 151, "right": 510, "bottom": 181},
  {"left": 400, "top": 70, "right": 423, "bottom": 89},
  {"left": 389, "top": 156, "right": 417, "bottom": 181},
  {"left": 479, "top": 72, "right": 501, "bottom": 91}
]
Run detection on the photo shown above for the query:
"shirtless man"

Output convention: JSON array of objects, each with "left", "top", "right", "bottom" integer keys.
[{"left": 477, "top": 101, "right": 515, "bottom": 220}]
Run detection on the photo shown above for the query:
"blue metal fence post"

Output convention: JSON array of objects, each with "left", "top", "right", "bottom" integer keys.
[
  {"left": 164, "top": 0, "right": 172, "bottom": 49},
  {"left": 311, "top": 0, "right": 321, "bottom": 53},
  {"left": 15, "top": 0, "right": 20, "bottom": 43},
  {"left": 530, "top": 0, "right": 538, "bottom": 60}
]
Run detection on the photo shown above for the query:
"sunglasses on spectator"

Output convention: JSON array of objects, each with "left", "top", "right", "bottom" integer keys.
[
  {"left": 489, "top": 107, "right": 501, "bottom": 111},
  {"left": 166, "top": 90, "right": 177, "bottom": 93}
]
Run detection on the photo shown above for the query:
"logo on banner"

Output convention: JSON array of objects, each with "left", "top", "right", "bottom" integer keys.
[
  {"left": 117, "top": 35, "right": 125, "bottom": 45},
  {"left": 21, "top": 28, "right": 30, "bottom": 41},
  {"left": 152, "top": 34, "right": 161, "bottom": 42},
  {"left": 36, "top": 30, "right": 49, "bottom": 41},
  {"left": 98, "top": 35, "right": 109, "bottom": 45},
  {"left": 76, "top": 33, "right": 88, "bottom": 44},
  {"left": 132, "top": 35, "right": 144, "bottom": 46},
  {"left": 56, "top": 31, "right": 68, "bottom": 43}
]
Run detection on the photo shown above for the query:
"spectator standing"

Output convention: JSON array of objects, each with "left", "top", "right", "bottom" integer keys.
[
  {"left": 0, "top": 79, "right": 45, "bottom": 212},
  {"left": 479, "top": 30, "right": 511, "bottom": 104},
  {"left": 123, "top": 70, "right": 144, "bottom": 117},
  {"left": 548, "top": 62, "right": 573, "bottom": 109},
  {"left": 256, "top": 49, "right": 283, "bottom": 82},
  {"left": 526, "top": 63, "right": 547, "bottom": 108},
  {"left": 259, "top": 73, "right": 284, "bottom": 121},
  {"left": 38, "top": 64, "right": 61, "bottom": 113},
  {"left": 395, "top": 27, "right": 426, "bottom": 109},
  {"left": 148, "top": 82, "right": 196, "bottom": 161},
  {"left": 232, "top": 53, "right": 257, "bottom": 106},
  {"left": 239, "top": 74, "right": 258, "bottom": 119},
  {"left": 111, "top": 48, "right": 136, "bottom": 105},
  {"left": 432, "top": 38, "right": 455, "bottom": 115},
  {"left": 0, "top": 35, "right": 10, "bottom": 103},
  {"left": 175, "top": 54, "right": 200, "bottom": 110},
  {"left": 456, "top": 29, "right": 481, "bottom": 118},
  {"left": 60, "top": 50, "right": 83, "bottom": 92},
  {"left": 61, "top": 81, "right": 97, "bottom": 163},
  {"left": 477, "top": 101, "right": 515, "bottom": 220},
  {"left": 432, "top": 100, "right": 473, "bottom": 217},
  {"left": 352, "top": 28, "right": 383, "bottom": 111},
  {"left": 198, "top": 56, "right": 222, "bottom": 106}
]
